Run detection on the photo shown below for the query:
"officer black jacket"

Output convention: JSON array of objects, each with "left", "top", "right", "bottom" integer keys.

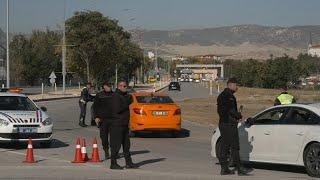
[
  {"left": 111, "top": 89, "right": 133, "bottom": 126},
  {"left": 92, "top": 90, "right": 113, "bottom": 120},
  {"left": 217, "top": 88, "right": 242, "bottom": 125},
  {"left": 79, "top": 87, "right": 94, "bottom": 103}
]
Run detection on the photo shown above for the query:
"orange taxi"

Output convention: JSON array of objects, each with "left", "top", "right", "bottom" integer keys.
[{"left": 130, "top": 92, "right": 181, "bottom": 135}]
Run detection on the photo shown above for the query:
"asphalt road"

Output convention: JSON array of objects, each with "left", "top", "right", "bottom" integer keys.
[{"left": 0, "top": 83, "right": 312, "bottom": 179}]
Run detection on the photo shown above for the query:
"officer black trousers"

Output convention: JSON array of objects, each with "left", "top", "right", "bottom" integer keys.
[
  {"left": 79, "top": 102, "right": 87, "bottom": 119},
  {"left": 218, "top": 123, "right": 241, "bottom": 169},
  {"left": 110, "top": 125, "right": 131, "bottom": 160},
  {"left": 99, "top": 120, "right": 112, "bottom": 150}
]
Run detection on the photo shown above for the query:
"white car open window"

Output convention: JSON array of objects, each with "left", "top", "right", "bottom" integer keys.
[
  {"left": 282, "top": 107, "right": 320, "bottom": 125},
  {"left": 254, "top": 107, "right": 289, "bottom": 125}
]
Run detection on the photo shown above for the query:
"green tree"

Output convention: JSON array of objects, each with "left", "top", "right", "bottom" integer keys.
[
  {"left": 66, "top": 11, "right": 144, "bottom": 85},
  {"left": 10, "top": 30, "right": 61, "bottom": 85}
]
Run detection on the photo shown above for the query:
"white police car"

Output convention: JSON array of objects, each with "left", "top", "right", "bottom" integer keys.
[{"left": 0, "top": 90, "right": 53, "bottom": 147}]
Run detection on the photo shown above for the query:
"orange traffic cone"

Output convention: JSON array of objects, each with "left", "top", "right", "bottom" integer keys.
[
  {"left": 23, "top": 138, "right": 36, "bottom": 163},
  {"left": 89, "top": 137, "right": 102, "bottom": 163},
  {"left": 81, "top": 138, "right": 89, "bottom": 162},
  {"left": 71, "top": 138, "right": 85, "bottom": 163}
]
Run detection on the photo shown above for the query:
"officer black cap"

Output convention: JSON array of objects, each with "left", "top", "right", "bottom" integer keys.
[{"left": 227, "top": 77, "right": 238, "bottom": 84}]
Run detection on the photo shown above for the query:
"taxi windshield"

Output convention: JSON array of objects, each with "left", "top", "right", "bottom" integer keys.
[
  {"left": 0, "top": 96, "right": 38, "bottom": 111},
  {"left": 136, "top": 96, "right": 174, "bottom": 104}
]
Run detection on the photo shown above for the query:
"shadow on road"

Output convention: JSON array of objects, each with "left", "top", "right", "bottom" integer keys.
[
  {"left": 0, "top": 139, "right": 69, "bottom": 150},
  {"left": 132, "top": 128, "right": 190, "bottom": 138},
  {"left": 117, "top": 150, "right": 151, "bottom": 159},
  {"left": 136, "top": 158, "right": 166, "bottom": 167},
  {"left": 244, "top": 162, "right": 307, "bottom": 175}
]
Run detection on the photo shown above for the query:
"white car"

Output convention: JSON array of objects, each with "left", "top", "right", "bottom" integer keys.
[
  {"left": 0, "top": 92, "right": 53, "bottom": 147},
  {"left": 211, "top": 103, "right": 320, "bottom": 177}
]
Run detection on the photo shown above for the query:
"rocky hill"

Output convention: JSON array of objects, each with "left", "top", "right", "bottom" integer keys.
[{"left": 130, "top": 25, "right": 320, "bottom": 59}]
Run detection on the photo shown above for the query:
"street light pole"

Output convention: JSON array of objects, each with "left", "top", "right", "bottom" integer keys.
[{"left": 6, "top": 0, "right": 10, "bottom": 88}]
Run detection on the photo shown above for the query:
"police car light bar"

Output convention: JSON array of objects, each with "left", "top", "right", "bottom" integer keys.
[{"left": 0, "top": 88, "right": 23, "bottom": 93}]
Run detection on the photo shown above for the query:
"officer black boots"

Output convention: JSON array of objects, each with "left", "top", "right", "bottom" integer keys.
[
  {"left": 220, "top": 164, "right": 235, "bottom": 175},
  {"left": 79, "top": 117, "right": 87, "bottom": 127},
  {"left": 125, "top": 156, "right": 139, "bottom": 169},
  {"left": 110, "top": 159, "right": 123, "bottom": 170},
  {"left": 236, "top": 166, "right": 252, "bottom": 176}
]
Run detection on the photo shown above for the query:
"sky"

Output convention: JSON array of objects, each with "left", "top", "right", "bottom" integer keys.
[{"left": 0, "top": 0, "right": 319, "bottom": 33}]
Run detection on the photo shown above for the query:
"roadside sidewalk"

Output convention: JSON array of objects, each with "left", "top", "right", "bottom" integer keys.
[{"left": 28, "top": 81, "right": 170, "bottom": 102}]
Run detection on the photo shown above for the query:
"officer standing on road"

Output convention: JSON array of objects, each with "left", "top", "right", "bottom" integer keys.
[
  {"left": 274, "top": 86, "right": 296, "bottom": 106},
  {"left": 92, "top": 81, "right": 113, "bottom": 160},
  {"left": 109, "top": 80, "right": 138, "bottom": 170},
  {"left": 217, "top": 77, "right": 251, "bottom": 176},
  {"left": 79, "top": 82, "right": 94, "bottom": 127}
]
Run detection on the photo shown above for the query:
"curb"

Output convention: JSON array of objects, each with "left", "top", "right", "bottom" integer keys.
[
  {"left": 32, "top": 96, "right": 80, "bottom": 102},
  {"left": 31, "top": 84, "right": 169, "bottom": 102}
]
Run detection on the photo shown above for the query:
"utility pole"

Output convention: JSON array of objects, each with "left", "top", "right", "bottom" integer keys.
[
  {"left": 155, "top": 41, "right": 158, "bottom": 72},
  {"left": 6, "top": 0, "right": 9, "bottom": 88},
  {"left": 62, "top": 0, "right": 66, "bottom": 93}
]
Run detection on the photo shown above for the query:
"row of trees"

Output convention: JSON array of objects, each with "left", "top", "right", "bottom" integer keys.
[
  {"left": 224, "top": 54, "right": 320, "bottom": 89},
  {"left": 9, "top": 11, "right": 147, "bottom": 86}
]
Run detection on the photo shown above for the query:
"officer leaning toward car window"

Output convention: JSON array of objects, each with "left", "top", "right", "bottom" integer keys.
[
  {"left": 217, "top": 77, "right": 252, "bottom": 176},
  {"left": 92, "top": 81, "right": 113, "bottom": 160},
  {"left": 109, "top": 80, "right": 138, "bottom": 170},
  {"left": 274, "top": 86, "right": 296, "bottom": 106},
  {"left": 79, "top": 82, "right": 95, "bottom": 127}
]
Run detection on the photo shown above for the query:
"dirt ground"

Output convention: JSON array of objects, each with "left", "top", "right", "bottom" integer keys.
[{"left": 180, "top": 84, "right": 320, "bottom": 127}]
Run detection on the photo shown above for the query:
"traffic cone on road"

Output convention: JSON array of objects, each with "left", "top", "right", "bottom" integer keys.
[
  {"left": 89, "top": 137, "right": 102, "bottom": 163},
  {"left": 23, "top": 138, "right": 36, "bottom": 163},
  {"left": 71, "top": 138, "right": 85, "bottom": 163},
  {"left": 81, "top": 138, "right": 89, "bottom": 162}
]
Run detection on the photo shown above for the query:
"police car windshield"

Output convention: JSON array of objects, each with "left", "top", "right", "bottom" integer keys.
[
  {"left": 136, "top": 96, "right": 174, "bottom": 104},
  {"left": 0, "top": 96, "right": 38, "bottom": 111}
]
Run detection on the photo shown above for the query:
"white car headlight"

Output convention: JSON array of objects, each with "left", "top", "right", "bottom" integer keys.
[
  {"left": 42, "top": 118, "right": 53, "bottom": 126},
  {"left": 0, "top": 119, "right": 9, "bottom": 126}
]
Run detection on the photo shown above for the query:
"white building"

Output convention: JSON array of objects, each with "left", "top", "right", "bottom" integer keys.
[{"left": 308, "top": 44, "right": 320, "bottom": 57}]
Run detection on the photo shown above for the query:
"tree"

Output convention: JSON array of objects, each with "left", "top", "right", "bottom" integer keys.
[
  {"left": 66, "top": 11, "right": 144, "bottom": 86},
  {"left": 10, "top": 30, "right": 61, "bottom": 85}
]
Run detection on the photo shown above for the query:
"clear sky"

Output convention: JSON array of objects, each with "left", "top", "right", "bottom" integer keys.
[{"left": 0, "top": 0, "right": 319, "bottom": 33}]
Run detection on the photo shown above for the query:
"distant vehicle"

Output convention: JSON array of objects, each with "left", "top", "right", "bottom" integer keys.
[
  {"left": 180, "top": 78, "right": 185, "bottom": 82},
  {"left": 168, "top": 82, "right": 181, "bottom": 91},
  {"left": 130, "top": 92, "right": 181, "bottom": 137},
  {"left": 211, "top": 103, "right": 320, "bottom": 177},
  {"left": 0, "top": 90, "right": 53, "bottom": 147},
  {"left": 195, "top": 79, "right": 200, "bottom": 83},
  {"left": 148, "top": 77, "right": 157, "bottom": 83},
  {"left": 189, "top": 78, "right": 193, "bottom": 82}
]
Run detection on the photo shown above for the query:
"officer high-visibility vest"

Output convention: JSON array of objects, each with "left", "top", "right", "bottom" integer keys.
[{"left": 277, "top": 93, "right": 294, "bottom": 104}]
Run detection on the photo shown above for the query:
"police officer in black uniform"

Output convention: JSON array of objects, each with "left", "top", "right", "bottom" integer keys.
[
  {"left": 217, "top": 78, "right": 251, "bottom": 175},
  {"left": 109, "top": 80, "right": 138, "bottom": 170},
  {"left": 92, "top": 81, "right": 113, "bottom": 160},
  {"left": 79, "top": 82, "right": 94, "bottom": 127}
]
